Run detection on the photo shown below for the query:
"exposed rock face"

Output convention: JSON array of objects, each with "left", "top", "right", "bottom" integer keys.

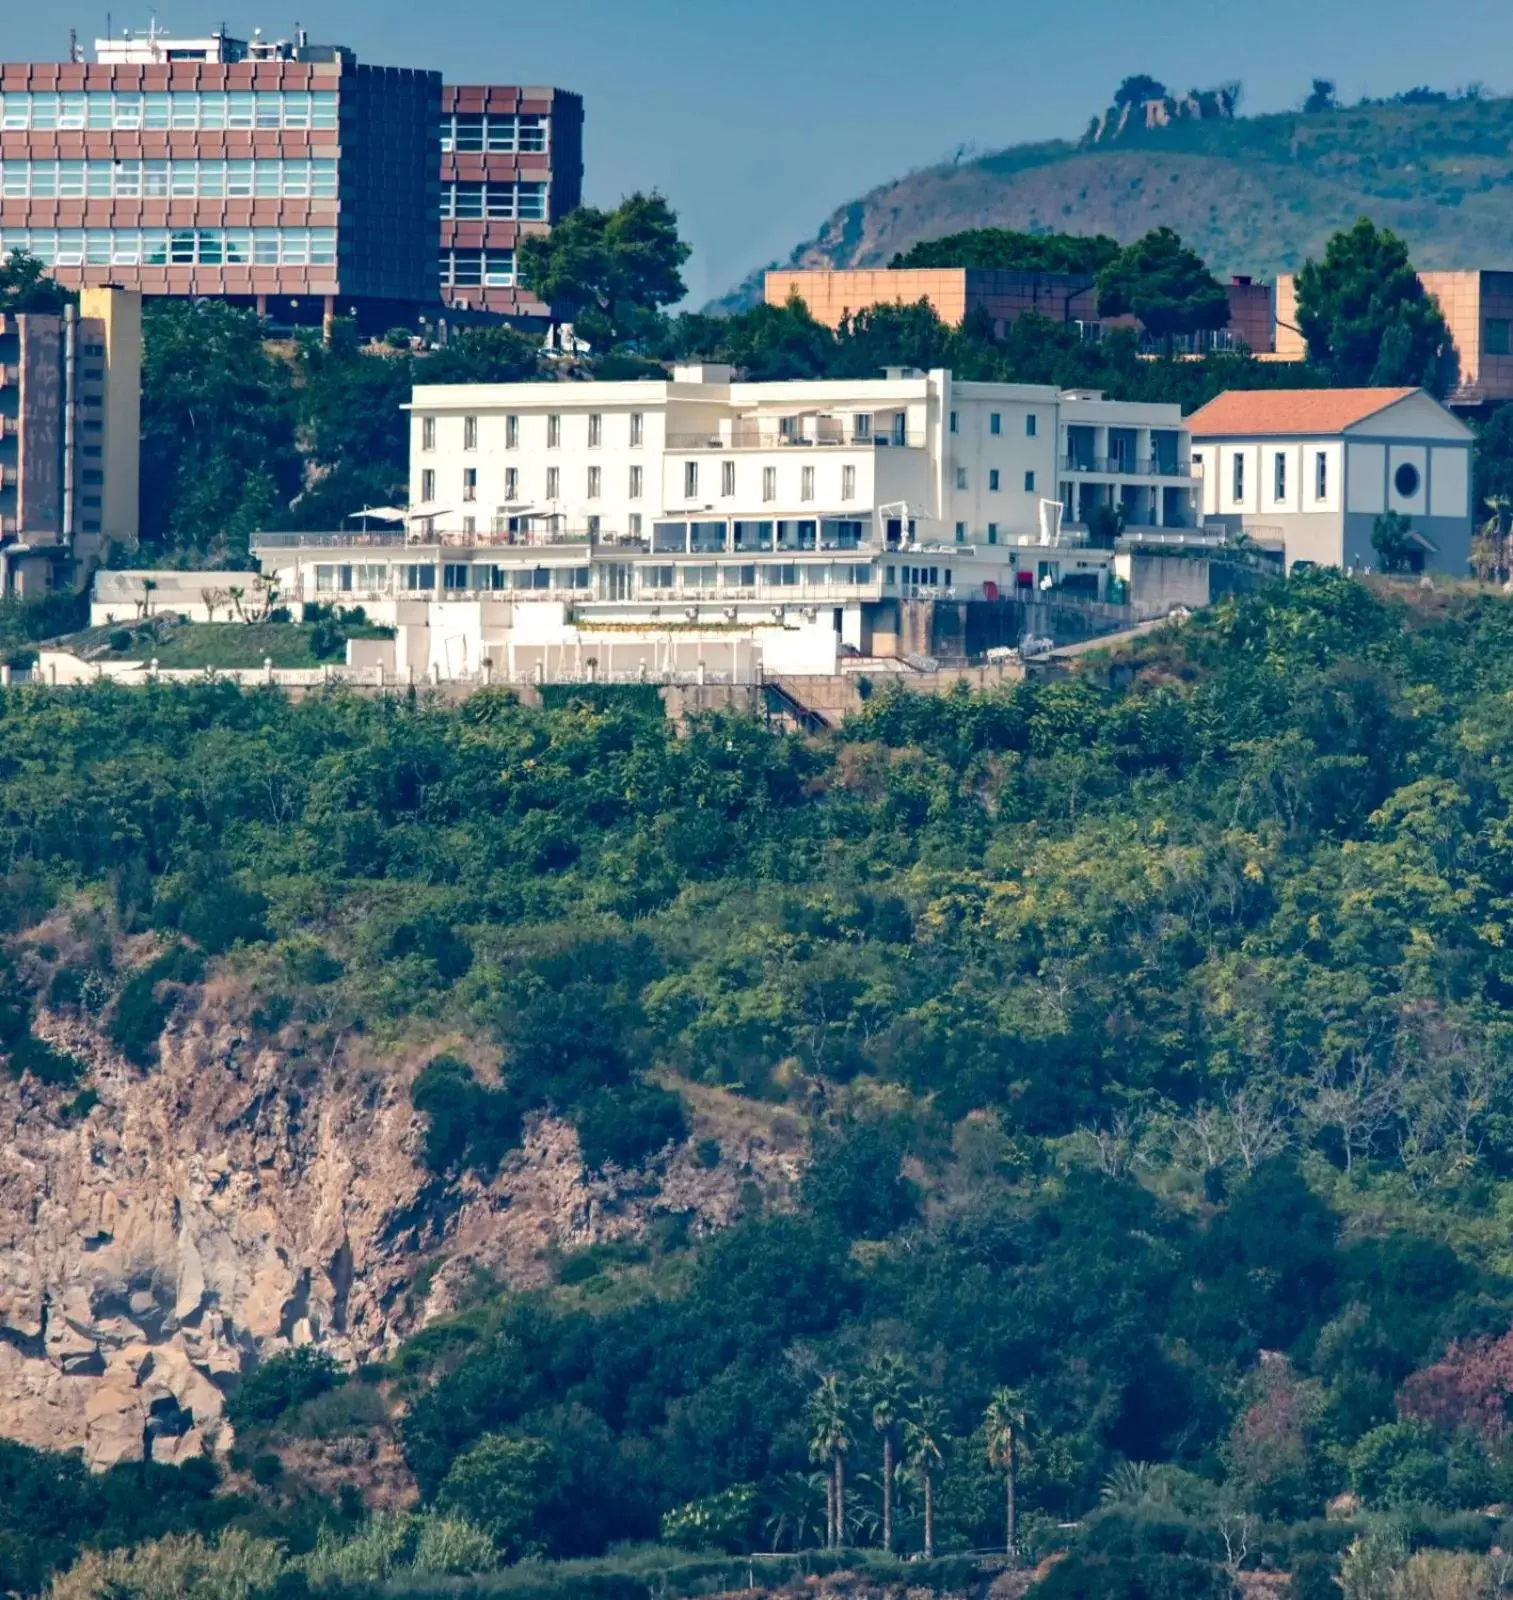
[{"left": 0, "top": 990, "right": 799, "bottom": 1468}]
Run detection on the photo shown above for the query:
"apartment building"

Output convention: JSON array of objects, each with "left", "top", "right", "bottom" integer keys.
[
  {"left": 1275, "top": 271, "right": 1513, "bottom": 406},
  {"left": 438, "top": 85, "right": 582, "bottom": 321},
  {"left": 1189, "top": 387, "right": 1473, "bottom": 573},
  {"left": 766, "top": 267, "right": 1277, "bottom": 355},
  {"left": 0, "top": 285, "right": 140, "bottom": 596},
  {"left": 0, "top": 26, "right": 438, "bottom": 325},
  {"left": 247, "top": 366, "right": 1197, "bottom": 678}
]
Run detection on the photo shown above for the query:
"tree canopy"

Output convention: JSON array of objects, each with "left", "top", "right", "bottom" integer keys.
[
  {"left": 1094, "top": 226, "right": 1232, "bottom": 348},
  {"left": 890, "top": 229, "right": 1120, "bottom": 275},
  {"left": 1294, "top": 218, "right": 1458, "bottom": 396}
]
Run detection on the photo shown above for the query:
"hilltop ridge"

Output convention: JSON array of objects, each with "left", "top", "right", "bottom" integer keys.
[{"left": 717, "top": 90, "right": 1513, "bottom": 309}]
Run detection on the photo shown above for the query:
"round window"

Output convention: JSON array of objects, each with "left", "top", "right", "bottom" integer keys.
[{"left": 1394, "top": 461, "right": 1421, "bottom": 498}]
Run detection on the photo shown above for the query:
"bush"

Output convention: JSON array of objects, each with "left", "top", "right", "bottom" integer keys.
[
  {"left": 660, "top": 1484, "right": 758, "bottom": 1554},
  {"left": 107, "top": 947, "right": 205, "bottom": 1068},
  {"left": 281, "top": 1381, "right": 388, "bottom": 1440},
  {"left": 574, "top": 1082, "right": 688, "bottom": 1172},
  {"left": 107, "top": 629, "right": 132, "bottom": 653},
  {"left": 411, "top": 1056, "right": 522, "bottom": 1179},
  {"left": 226, "top": 1348, "right": 344, "bottom": 1432}
]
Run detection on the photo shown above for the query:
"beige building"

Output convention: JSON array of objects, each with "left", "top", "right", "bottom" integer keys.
[
  {"left": 1275, "top": 271, "right": 1513, "bottom": 405},
  {"left": 766, "top": 266, "right": 1278, "bottom": 355},
  {"left": 1189, "top": 387, "right": 1473, "bottom": 573},
  {"left": 0, "top": 284, "right": 140, "bottom": 596}
]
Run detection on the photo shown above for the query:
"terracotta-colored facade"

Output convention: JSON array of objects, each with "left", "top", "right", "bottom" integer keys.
[
  {"left": 766, "top": 267, "right": 1278, "bottom": 355},
  {"left": 438, "top": 84, "right": 583, "bottom": 321},
  {"left": 0, "top": 54, "right": 439, "bottom": 318}
]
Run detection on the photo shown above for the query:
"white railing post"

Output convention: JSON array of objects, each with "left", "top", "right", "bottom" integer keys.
[{"left": 264, "top": 656, "right": 274, "bottom": 685}]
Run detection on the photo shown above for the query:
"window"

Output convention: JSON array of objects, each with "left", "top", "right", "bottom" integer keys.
[
  {"left": 987, "top": 523, "right": 999, "bottom": 545},
  {"left": 629, "top": 513, "right": 643, "bottom": 537},
  {"left": 630, "top": 412, "right": 644, "bottom": 447},
  {"left": 801, "top": 465, "right": 815, "bottom": 502},
  {"left": 949, "top": 412, "right": 958, "bottom": 434},
  {"left": 676, "top": 461, "right": 696, "bottom": 499},
  {"left": 1394, "top": 461, "right": 1421, "bottom": 498},
  {"left": 420, "top": 468, "right": 435, "bottom": 503},
  {"left": 462, "top": 467, "right": 477, "bottom": 502},
  {"left": 462, "top": 517, "right": 475, "bottom": 536},
  {"left": 505, "top": 414, "right": 519, "bottom": 449},
  {"left": 1026, "top": 414, "right": 1038, "bottom": 438},
  {"left": 1273, "top": 452, "right": 1286, "bottom": 502},
  {"left": 588, "top": 413, "right": 602, "bottom": 447},
  {"left": 990, "top": 412, "right": 1002, "bottom": 436},
  {"left": 421, "top": 416, "right": 435, "bottom": 451},
  {"left": 630, "top": 465, "right": 643, "bottom": 500},
  {"left": 853, "top": 413, "right": 872, "bottom": 441},
  {"left": 722, "top": 460, "right": 736, "bottom": 497},
  {"left": 763, "top": 466, "right": 777, "bottom": 503},
  {"left": 842, "top": 465, "right": 856, "bottom": 501},
  {"left": 547, "top": 414, "right": 561, "bottom": 448},
  {"left": 1487, "top": 319, "right": 1511, "bottom": 356},
  {"left": 1315, "top": 451, "right": 1328, "bottom": 502},
  {"left": 587, "top": 465, "right": 601, "bottom": 499},
  {"left": 546, "top": 466, "right": 560, "bottom": 499},
  {"left": 1024, "top": 471, "right": 1036, "bottom": 493},
  {"left": 587, "top": 516, "right": 601, "bottom": 537},
  {"left": 463, "top": 415, "right": 477, "bottom": 451},
  {"left": 444, "top": 564, "right": 470, "bottom": 590},
  {"left": 955, "top": 521, "right": 966, "bottom": 542},
  {"left": 955, "top": 467, "right": 968, "bottom": 490},
  {"left": 1231, "top": 452, "right": 1245, "bottom": 502},
  {"left": 989, "top": 469, "right": 1001, "bottom": 492},
  {"left": 505, "top": 467, "right": 518, "bottom": 501}
]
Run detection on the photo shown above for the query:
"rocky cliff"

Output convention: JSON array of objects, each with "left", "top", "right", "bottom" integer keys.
[{"left": 0, "top": 984, "right": 799, "bottom": 1469}]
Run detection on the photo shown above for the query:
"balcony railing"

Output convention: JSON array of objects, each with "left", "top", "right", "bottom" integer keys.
[
  {"left": 1061, "top": 455, "right": 1193, "bottom": 477},
  {"left": 666, "top": 427, "right": 925, "bottom": 450}
]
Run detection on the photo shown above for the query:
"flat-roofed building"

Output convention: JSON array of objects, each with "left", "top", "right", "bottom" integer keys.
[
  {"left": 1189, "top": 386, "right": 1473, "bottom": 573},
  {"left": 438, "top": 85, "right": 582, "bottom": 322},
  {"left": 0, "top": 284, "right": 140, "bottom": 596},
  {"left": 766, "top": 266, "right": 1277, "bottom": 355},
  {"left": 0, "top": 26, "right": 438, "bottom": 326}
]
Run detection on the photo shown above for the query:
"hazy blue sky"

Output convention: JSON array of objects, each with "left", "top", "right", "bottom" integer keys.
[{"left": 12, "top": 0, "right": 1513, "bottom": 303}]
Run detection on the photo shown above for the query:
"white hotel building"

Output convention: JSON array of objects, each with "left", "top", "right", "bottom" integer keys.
[{"left": 250, "top": 366, "right": 1199, "bottom": 679}]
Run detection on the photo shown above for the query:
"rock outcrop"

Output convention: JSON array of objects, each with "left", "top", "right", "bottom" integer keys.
[{"left": 0, "top": 989, "right": 799, "bottom": 1468}]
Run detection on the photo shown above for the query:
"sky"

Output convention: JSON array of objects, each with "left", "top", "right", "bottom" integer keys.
[{"left": 11, "top": 0, "right": 1513, "bottom": 305}]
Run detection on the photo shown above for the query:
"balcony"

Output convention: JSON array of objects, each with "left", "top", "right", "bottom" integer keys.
[
  {"left": 667, "top": 424, "right": 924, "bottom": 450},
  {"left": 1061, "top": 455, "right": 1192, "bottom": 477}
]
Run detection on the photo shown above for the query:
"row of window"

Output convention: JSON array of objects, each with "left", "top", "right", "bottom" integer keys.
[
  {"left": 439, "top": 181, "right": 549, "bottom": 221},
  {"left": 950, "top": 409, "right": 1039, "bottom": 438},
  {"left": 424, "top": 461, "right": 863, "bottom": 506},
  {"left": 0, "top": 158, "right": 338, "bottom": 199},
  {"left": 310, "top": 560, "right": 877, "bottom": 594},
  {"left": 0, "top": 226, "right": 337, "bottom": 266},
  {"left": 438, "top": 250, "right": 516, "bottom": 289},
  {"left": 0, "top": 90, "right": 339, "bottom": 131},
  {"left": 419, "top": 412, "right": 647, "bottom": 450},
  {"left": 1231, "top": 450, "right": 1331, "bottom": 504},
  {"left": 954, "top": 466, "right": 1037, "bottom": 493},
  {"left": 439, "top": 114, "right": 549, "bottom": 154}
]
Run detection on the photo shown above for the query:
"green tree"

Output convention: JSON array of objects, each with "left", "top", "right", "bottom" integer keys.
[
  {"left": 1294, "top": 219, "right": 1458, "bottom": 395},
  {"left": 1371, "top": 509, "right": 1418, "bottom": 572},
  {"left": 0, "top": 249, "right": 71, "bottom": 313},
  {"left": 1114, "top": 75, "right": 1168, "bottom": 108},
  {"left": 518, "top": 193, "right": 690, "bottom": 349},
  {"left": 984, "top": 1388, "right": 1028, "bottom": 1562},
  {"left": 421, "top": 324, "right": 544, "bottom": 384},
  {"left": 1095, "top": 227, "right": 1230, "bottom": 352},
  {"left": 436, "top": 1434, "right": 554, "bottom": 1559},
  {"left": 903, "top": 1398, "right": 946, "bottom": 1559},
  {"left": 891, "top": 229, "right": 1120, "bottom": 275},
  {"left": 138, "top": 300, "right": 299, "bottom": 564},
  {"left": 1304, "top": 78, "right": 1338, "bottom": 113},
  {"left": 805, "top": 1375, "right": 853, "bottom": 1550},
  {"left": 859, "top": 1354, "right": 909, "bottom": 1553}
]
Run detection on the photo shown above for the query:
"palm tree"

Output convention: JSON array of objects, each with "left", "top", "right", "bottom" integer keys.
[
  {"left": 984, "top": 1387, "right": 1028, "bottom": 1564},
  {"left": 805, "top": 1374, "right": 852, "bottom": 1550},
  {"left": 860, "top": 1354, "right": 909, "bottom": 1554},
  {"left": 903, "top": 1397, "right": 946, "bottom": 1559}
]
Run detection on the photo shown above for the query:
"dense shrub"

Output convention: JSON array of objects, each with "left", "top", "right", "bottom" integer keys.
[{"left": 226, "top": 1348, "right": 344, "bottom": 1431}]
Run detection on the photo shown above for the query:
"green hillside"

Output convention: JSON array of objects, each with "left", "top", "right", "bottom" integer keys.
[{"left": 723, "top": 92, "right": 1513, "bottom": 306}]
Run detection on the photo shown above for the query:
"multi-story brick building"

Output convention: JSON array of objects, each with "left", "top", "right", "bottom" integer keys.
[
  {"left": 437, "top": 84, "right": 583, "bottom": 322},
  {"left": 0, "top": 27, "right": 439, "bottom": 326},
  {"left": 0, "top": 285, "right": 140, "bottom": 596}
]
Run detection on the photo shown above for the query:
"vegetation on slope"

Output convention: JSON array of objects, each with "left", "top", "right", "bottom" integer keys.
[
  {"left": 7, "top": 576, "right": 1513, "bottom": 1592},
  {"left": 733, "top": 87, "right": 1513, "bottom": 302}
]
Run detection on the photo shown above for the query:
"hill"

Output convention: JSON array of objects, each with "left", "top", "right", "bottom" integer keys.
[
  {"left": 15, "top": 578, "right": 1513, "bottom": 1593},
  {"left": 720, "top": 92, "right": 1513, "bottom": 307}
]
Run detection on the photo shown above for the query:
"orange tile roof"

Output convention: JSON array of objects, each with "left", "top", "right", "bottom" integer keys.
[{"left": 1186, "top": 387, "right": 1420, "bottom": 437}]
